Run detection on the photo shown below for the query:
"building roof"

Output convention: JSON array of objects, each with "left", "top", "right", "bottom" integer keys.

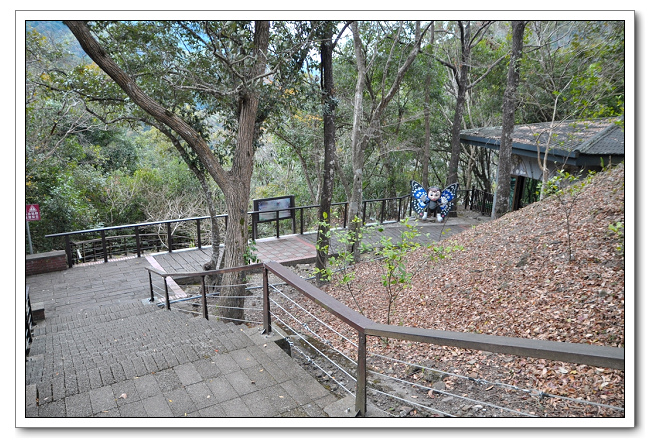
[{"left": 460, "top": 117, "right": 624, "bottom": 166}]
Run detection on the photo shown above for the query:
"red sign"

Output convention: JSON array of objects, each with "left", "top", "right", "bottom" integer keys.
[{"left": 26, "top": 204, "right": 41, "bottom": 221}]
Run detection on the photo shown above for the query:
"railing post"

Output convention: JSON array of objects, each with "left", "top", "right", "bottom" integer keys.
[
  {"left": 362, "top": 201, "right": 367, "bottom": 225},
  {"left": 164, "top": 276, "right": 170, "bottom": 310},
  {"left": 355, "top": 331, "right": 367, "bottom": 417},
  {"left": 196, "top": 220, "right": 202, "bottom": 249},
  {"left": 262, "top": 266, "right": 271, "bottom": 334},
  {"left": 135, "top": 226, "right": 141, "bottom": 257},
  {"left": 300, "top": 208, "right": 304, "bottom": 235},
  {"left": 380, "top": 199, "right": 385, "bottom": 224},
  {"left": 148, "top": 271, "right": 154, "bottom": 302},
  {"left": 100, "top": 230, "right": 108, "bottom": 263},
  {"left": 201, "top": 275, "right": 208, "bottom": 320},
  {"left": 166, "top": 222, "right": 173, "bottom": 253},
  {"left": 343, "top": 203, "right": 348, "bottom": 228},
  {"left": 275, "top": 210, "right": 280, "bottom": 239},
  {"left": 26, "top": 286, "right": 33, "bottom": 356},
  {"left": 64, "top": 234, "right": 74, "bottom": 267}
]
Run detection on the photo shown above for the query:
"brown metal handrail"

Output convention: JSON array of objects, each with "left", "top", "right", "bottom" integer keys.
[
  {"left": 145, "top": 263, "right": 264, "bottom": 319},
  {"left": 45, "top": 194, "right": 412, "bottom": 268},
  {"left": 146, "top": 260, "right": 624, "bottom": 416},
  {"left": 26, "top": 286, "right": 34, "bottom": 356},
  {"left": 259, "top": 261, "right": 624, "bottom": 417}
]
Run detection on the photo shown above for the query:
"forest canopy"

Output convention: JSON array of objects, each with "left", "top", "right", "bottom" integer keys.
[{"left": 24, "top": 19, "right": 625, "bottom": 254}]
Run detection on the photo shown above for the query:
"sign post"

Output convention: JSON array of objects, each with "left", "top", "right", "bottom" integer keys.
[{"left": 26, "top": 204, "right": 41, "bottom": 255}]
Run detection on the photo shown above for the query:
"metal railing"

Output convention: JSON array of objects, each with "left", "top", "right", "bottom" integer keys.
[
  {"left": 46, "top": 194, "right": 412, "bottom": 267},
  {"left": 26, "top": 286, "right": 34, "bottom": 356},
  {"left": 258, "top": 261, "right": 624, "bottom": 416},
  {"left": 145, "top": 260, "right": 624, "bottom": 417},
  {"left": 462, "top": 188, "right": 494, "bottom": 216},
  {"left": 145, "top": 263, "right": 265, "bottom": 320}
]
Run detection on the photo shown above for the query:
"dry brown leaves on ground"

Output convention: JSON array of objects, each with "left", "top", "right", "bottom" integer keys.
[{"left": 298, "top": 163, "right": 626, "bottom": 417}]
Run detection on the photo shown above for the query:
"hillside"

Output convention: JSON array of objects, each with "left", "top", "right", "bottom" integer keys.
[{"left": 321, "top": 163, "right": 626, "bottom": 416}]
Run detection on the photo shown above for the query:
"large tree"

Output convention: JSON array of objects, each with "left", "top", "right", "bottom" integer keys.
[
  {"left": 348, "top": 21, "right": 430, "bottom": 261},
  {"left": 64, "top": 20, "right": 274, "bottom": 322},
  {"left": 434, "top": 21, "right": 507, "bottom": 190},
  {"left": 493, "top": 21, "right": 527, "bottom": 218}
]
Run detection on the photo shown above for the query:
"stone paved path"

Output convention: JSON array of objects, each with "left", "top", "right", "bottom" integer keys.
[
  {"left": 23, "top": 253, "right": 338, "bottom": 422},
  {"left": 22, "top": 214, "right": 484, "bottom": 423}
]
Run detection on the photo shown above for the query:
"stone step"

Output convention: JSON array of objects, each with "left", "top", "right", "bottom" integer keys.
[{"left": 25, "top": 304, "right": 257, "bottom": 404}]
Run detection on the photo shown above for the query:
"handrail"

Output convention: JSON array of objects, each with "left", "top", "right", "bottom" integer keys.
[
  {"left": 26, "top": 285, "right": 34, "bottom": 356},
  {"left": 45, "top": 194, "right": 412, "bottom": 267},
  {"left": 145, "top": 263, "right": 265, "bottom": 315},
  {"left": 259, "top": 261, "right": 625, "bottom": 417},
  {"left": 45, "top": 214, "right": 225, "bottom": 238},
  {"left": 145, "top": 260, "right": 624, "bottom": 416}
]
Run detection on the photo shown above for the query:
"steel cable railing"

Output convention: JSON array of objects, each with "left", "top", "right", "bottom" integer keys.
[
  {"left": 260, "top": 266, "right": 623, "bottom": 417},
  {"left": 267, "top": 281, "right": 544, "bottom": 417},
  {"left": 146, "top": 261, "right": 624, "bottom": 418},
  {"left": 271, "top": 284, "right": 624, "bottom": 417}
]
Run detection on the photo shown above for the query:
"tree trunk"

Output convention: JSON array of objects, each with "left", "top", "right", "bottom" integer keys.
[
  {"left": 423, "top": 72, "right": 431, "bottom": 190},
  {"left": 422, "top": 25, "right": 435, "bottom": 190},
  {"left": 349, "top": 21, "right": 367, "bottom": 262},
  {"left": 64, "top": 20, "right": 270, "bottom": 323},
  {"left": 446, "top": 78, "right": 468, "bottom": 187},
  {"left": 315, "top": 26, "right": 337, "bottom": 283},
  {"left": 493, "top": 21, "right": 526, "bottom": 219}
]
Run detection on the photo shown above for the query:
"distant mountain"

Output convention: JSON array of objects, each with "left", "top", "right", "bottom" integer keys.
[{"left": 26, "top": 21, "right": 85, "bottom": 57}]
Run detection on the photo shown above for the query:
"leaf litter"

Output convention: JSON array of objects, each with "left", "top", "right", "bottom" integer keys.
[{"left": 276, "top": 163, "right": 626, "bottom": 417}]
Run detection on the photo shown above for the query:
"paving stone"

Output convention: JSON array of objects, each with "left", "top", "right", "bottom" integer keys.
[
  {"left": 94, "top": 407, "right": 121, "bottom": 417},
  {"left": 88, "top": 368, "right": 102, "bottom": 390},
  {"left": 164, "top": 387, "right": 197, "bottom": 417},
  {"left": 220, "top": 397, "right": 253, "bottom": 417},
  {"left": 192, "top": 358, "right": 222, "bottom": 380},
  {"left": 26, "top": 384, "right": 37, "bottom": 409},
  {"left": 64, "top": 392, "right": 93, "bottom": 417},
  {"left": 98, "top": 366, "right": 115, "bottom": 386},
  {"left": 174, "top": 363, "right": 203, "bottom": 386},
  {"left": 185, "top": 382, "right": 217, "bottom": 410},
  {"left": 89, "top": 385, "right": 116, "bottom": 414},
  {"left": 133, "top": 374, "right": 161, "bottom": 399},
  {"left": 243, "top": 365, "right": 277, "bottom": 389},
  {"left": 263, "top": 384, "right": 299, "bottom": 414},
  {"left": 76, "top": 369, "right": 91, "bottom": 394},
  {"left": 241, "top": 390, "right": 276, "bottom": 418},
  {"left": 205, "top": 376, "right": 238, "bottom": 404},
  {"left": 38, "top": 399, "right": 66, "bottom": 417},
  {"left": 111, "top": 379, "right": 140, "bottom": 407},
  {"left": 131, "top": 357, "right": 148, "bottom": 377},
  {"left": 110, "top": 363, "right": 127, "bottom": 383},
  {"left": 118, "top": 400, "right": 147, "bottom": 418},
  {"left": 154, "top": 368, "right": 182, "bottom": 393},
  {"left": 230, "top": 348, "right": 259, "bottom": 370},
  {"left": 142, "top": 394, "right": 173, "bottom": 417},
  {"left": 198, "top": 403, "right": 226, "bottom": 417},
  {"left": 52, "top": 375, "right": 65, "bottom": 401},
  {"left": 211, "top": 353, "right": 240, "bottom": 375}
]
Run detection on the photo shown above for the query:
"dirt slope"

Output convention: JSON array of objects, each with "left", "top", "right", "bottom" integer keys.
[{"left": 321, "top": 162, "right": 626, "bottom": 415}]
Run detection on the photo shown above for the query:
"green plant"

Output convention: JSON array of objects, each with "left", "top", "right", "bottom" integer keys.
[
  {"left": 608, "top": 221, "right": 624, "bottom": 255},
  {"left": 376, "top": 218, "right": 421, "bottom": 325},
  {"left": 427, "top": 242, "right": 464, "bottom": 262},
  {"left": 312, "top": 215, "right": 378, "bottom": 315},
  {"left": 244, "top": 240, "right": 260, "bottom": 265},
  {"left": 543, "top": 169, "right": 595, "bottom": 262}
]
